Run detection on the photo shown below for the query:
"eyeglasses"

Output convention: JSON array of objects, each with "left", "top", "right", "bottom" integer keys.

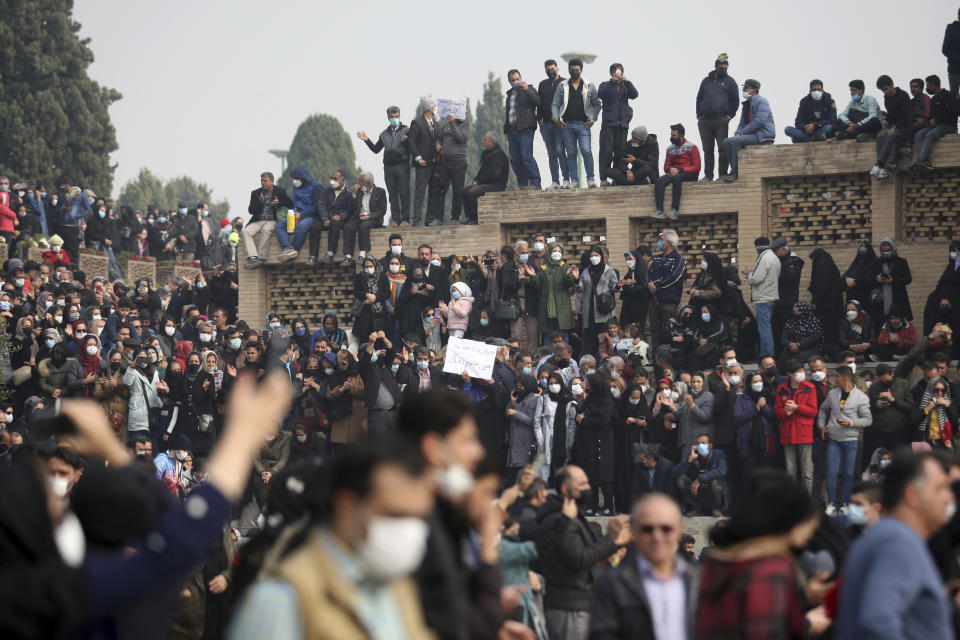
[{"left": 639, "top": 524, "right": 675, "bottom": 535}]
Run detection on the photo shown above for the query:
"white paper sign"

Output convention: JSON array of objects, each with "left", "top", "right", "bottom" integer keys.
[
  {"left": 437, "top": 97, "right": 467, "bottom": 120},
  {"left": 443, "top": 337, "right": 498, "bottom": 380}
]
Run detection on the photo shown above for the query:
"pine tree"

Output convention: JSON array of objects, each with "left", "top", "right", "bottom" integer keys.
[
  {"left": 0, "top": 0, "right": 121, "bottom": 194},
  {"left": 279, "top": 114, "right": 360, "bottom": 190}
]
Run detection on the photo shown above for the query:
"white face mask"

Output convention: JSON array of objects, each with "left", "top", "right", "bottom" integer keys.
[
  {"left": 365, "top": 267, "right": 376, "bottom": 276},
  {"left": 533, "top": 242, "right": 545, "bottom": 252},
  {"left": 296, "top": 434, "right": 308, "bottom": 443},
  {"left": 199, "top": 333, "right": 212, "bottom": 343},
  {"left": 550, "top": 252, "right": 562, "bottom": 261},
  {"left": 793, "top": 371, "right": 806, "bottom": 383},
  {"left": 727, "top": 374, "right": 741, "bottom": 386},
  {"left": 453, "top": 263, "right": 461, "bottom": 272},
  {"left": 436, "top": 463, "right": 475, "bottom": 499},
  {"left": 810, "top": 90, "right": 823, "bottom": 101},
  {"left": 175, "top": 450, "right": 188, "bottom": 461},
  {"left": 571, "top": 384, "right": 583, "bottom": 396},
  {"left": 626, "top": 259, "right": 636, "bottom": 269},
  {"left": 610, "top": 387, "right": 621, "bottom": 398},
  {"left": 845, "top": 310, "right": 859, "bottom": 321},
  {"left": 725, "top": 358, "right": 738, "bottom": 369},
  {"left": 85, "top": 345, "right": 98, "bottom": 356},
  {"left": 391, "top": 244, "right": 402, "bottom": 255},
  {"left": 951, "top": 252, "right": 958, "bottom": 260},
  {"left": 811, "top": 370, "right": 826, "bottom": 382},
  {"left": 49, "top": 475, "right": 69, "bottom": 498},
  {"left": 847, "top": 362, "right": 857, "bottom": 374},
  {"left": 590, "top": 256, "right": 601, "bottom": 266},
  {"left": 548, "top": 383, "right": 561, "bottom": 394},
  {"left": 292, "top": 179, "right": 303, "bottom": 188},
  {"left": 628, "top": 397, "right": 641, "bottom": 405},
  {"left": 165, "top": 326, "right": 175, "bottom": 336},
  {"left": 700, "top": 260, "right": 708, "bottom": 270},
  {"left": 389, "top": 264, "right": 400, "bottom": 274},
  {"left": 358, "top": 516, "right": 429, "bottom": 582},
  {"left": 742, "top": 90, "right": 752, "bottom": 99},
  {"left": 751, "top": 381, "right": 764, "bottom": 393}
]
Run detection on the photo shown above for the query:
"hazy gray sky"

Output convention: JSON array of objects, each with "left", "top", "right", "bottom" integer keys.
[{"left": 75, "top": 0, "right": 952, "bottom": 218}]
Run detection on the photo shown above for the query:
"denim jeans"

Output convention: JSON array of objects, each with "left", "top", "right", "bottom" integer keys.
[
  {"left": 540, "top": 121, "right": 568, "bottom": 184},
  {"left": 784, "top": 124, "right": 835, "bottom": 143},
  {"left": 560, "top": 122, "right": 594, "bottom": 182},
  {"left": 654, "top": 172, "right": 697, "bottom": 212},
  {"left": 876, "top": 125, "right": 910, "bottom": 166},
  {"left": 915, "top": 125, "right": 952, "bottom": 162},
  {"left": 507, "top": 128, "right": 541, "bottom": 187},
  {"left": 87, "top": 241, "right": 123, "bottom": 280},
  {"left": 755, "top": 301, "right": 775, "bottom": 356},
  {"left": 826, "top": 439, "right": 858, "bottom": 507},
  {"left": 723, "top": 133, "right": 762, "bottom": 173},
  {"left": 275, "top": 216, "right": 315, "bottom": 251}
]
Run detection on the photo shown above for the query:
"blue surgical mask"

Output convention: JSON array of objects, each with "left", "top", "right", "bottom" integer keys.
[
  {"left": 451, "top": 291, "right": 461, "bottom": 301},
  {"left": 656, "top": 240, "right": 665, "bottom": 251},
  {"left": 851, "top": 93, "right": 862, "bottom": 102},
  {"left": 370, "top": 352, "right": 378, "bottom": 363},
  {"left": 480, "top": 318, "right": 489, "bottom": 327},
  {"left": 697, "top": 443, "right": 710, "bottom": 456},
  {"left": 158, "top": 216, "right": 167, "bottom": 224},
  {"left": 701, "top": 313, "right": 711, "bottom": 322},
  {"left": 539, "top": 378, "right": 549, "bottom": 388},
  {"left": 195, "top": 281, "right": 204, "bottom": 289},
  {"left": 0, "top": 301, "right": 9, "bottom": 311},
  {"left": 201, "top": 210, "right": 209, "bottom": 217},
  {"left": 45, "top": 338, "right": 56, "bottom": 349},
  {"left": 178, "top": 207, "right": 188, "bottom": 215},
  {"left": 518, "top": 253, "right": 528, "bottom": 263},
  {"left": 295, "top": 327, "right": 306, "bottom": 336},
  {"left": 389, "top": 117, "right": 400, "bottom": 127},
  {"left": 391, "top": 364, "right": 400, "bottom": 374},
  {"left": 230, "top": 338, "right": 242, "bottom": 350},
  {"left": 846, "top": 503, "right": 868, "bottom": 526},
  {"left": 522, "top": 366, "right": 532, "bottom": 375},
  {"left": 879, "top": 459, "right": 891, "bottom": 469},
  {"left": 417, "top": 360, "right": 429, "bottom": 370},
  {"left": 98, "top": 210, "right": 106, "bottom": 218}
]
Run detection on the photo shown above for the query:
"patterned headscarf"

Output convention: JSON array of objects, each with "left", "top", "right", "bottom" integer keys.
[{"left": 784, "top": 302, "right": 823, "bottom": 351}]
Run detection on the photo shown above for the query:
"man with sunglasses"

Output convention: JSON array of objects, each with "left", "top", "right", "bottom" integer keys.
[{"left": 589, "top": 493, "right": 697, "bottom": 639}]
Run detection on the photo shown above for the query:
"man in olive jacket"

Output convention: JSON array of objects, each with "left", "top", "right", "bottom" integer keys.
[{"left": 865, "top": 362, "right": 913, "bottom": 462}]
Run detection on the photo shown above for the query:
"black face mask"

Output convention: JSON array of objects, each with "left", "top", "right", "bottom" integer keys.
[
  {"left": 187, "top": 362, "right": 201, "bottom": 373},
  {"left": 575, "top": 488, "right": 593, "bottom": 507},
  {"left": 670, "top": 136, "right": 682, "bottom": 146},
  {"left": 137, "top": 357, "right": 149, "bottom": 368},
  {"left": 716, "top": 68, "right": 727, "bottom": 79},
  {"left": 765, "top": 366, "right": 778, "bottom": 378},
  {"left": 546, "top": 69, "right": 557, "bottom": 79},
  {"left": 109, "top": 361, "right": 122, "bottom": 371},
  {"left": 569, "top": 70, "right": 581, "bottom": 80}
]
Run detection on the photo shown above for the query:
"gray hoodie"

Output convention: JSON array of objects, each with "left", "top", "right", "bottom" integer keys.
[{"left": 817, "top": 386, "right": 872, "bottom": 442}]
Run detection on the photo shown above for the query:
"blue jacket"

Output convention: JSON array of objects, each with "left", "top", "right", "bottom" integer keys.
[
  {"left": 317, "top": 185, "right": 354, "bottom": 222},
  {"left": 597, "top": 79, "right": 638, "bottom": 128},
  {"left": 944, "top": 20, "right": 960, "bottom": 73},
  {"left": 793, "top": 92, "right": 837, "bottom": 129},
  {"left": 24, "top": 192, "right": 49, "bottom": 236},
  {"left": 58, "top": 192, "right": 91, "bottom": 226},
  {"left": 736, "top": 94, "right": 776, "bottom": 139},
  {"left": 289, "top": 165, "right": 323, "bottom": 218},
  {"left": 644, "top": 249, "right": 686, "bottom": 305},
  {"left": 676, "top": 448, "right": 729, "bottom": 500},
  {"left": 696, "top": 70, "right": 740, "bottom": 119}
]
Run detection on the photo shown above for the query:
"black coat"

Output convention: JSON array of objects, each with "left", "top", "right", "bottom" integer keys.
[
  {"left": 614, "top": 136, "right": 660, "bottom": 175},
  {"left": 924, "top": 249, "right": 960, "bottom": 335},
  {"left": 348, "top": 186, "right": 388, "bottom": 226},
  {"left": 630, "top": 458, "right": 678, "bottom": 505},
  {"left": 474, "top": 145, "right": 510, "bottom": 186},
  {"left": 358, "top": 349, "right": 402, "bottom": 409},
  {"left": 777, "top": 254, "right": 804, "bottom": 307},
  {"left": 842, "top": 243, "right": 878, "bottom": 308},
  {"left": 503, "top": 85, "right": 541, "bottom": 132},
  {"left": 406, "top": 116, "right": 437, "bottom": 164},
  {"left": 535, "top": 493, "right": 619, "bottom": 611},
  {"left": 808, "top": 248, "right": 844, "bottom": 345},
  {"left": 588, "top": 551, "right": 697, "bottom": 640},
  {"left": 872, "top": 251, "right": 913, "bottom": 320},
  {"left": 575, "top": 377, "right": 616, "bottom": 484},
  {"left": 246, "top": 186, "right": 293, "bottom": 223}
]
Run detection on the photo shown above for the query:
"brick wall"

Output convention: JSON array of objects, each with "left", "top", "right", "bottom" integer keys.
[{"left": 239, "top": 136, "right": 960, "bottom": 332}]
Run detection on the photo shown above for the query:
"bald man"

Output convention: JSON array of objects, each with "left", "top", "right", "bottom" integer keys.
[{"left": 588, "top": 493, "right": 698, "bottom": 640}]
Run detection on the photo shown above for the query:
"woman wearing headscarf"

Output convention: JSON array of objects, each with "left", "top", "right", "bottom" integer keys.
[
  {"left": 839, "top": 299, "right": 876, "bottom": 358},
  {"left": 170, "top": 350, "right": 218, "bottom": 457},
  {"left": 384, "top": 254, "right": 408, "bottom": 343},
  {"left": 619, "top": 247, "right": 651, "bottom": 330},
  {"left": 506, "top": 374, "right": 540, "bottom": 478},
  {"left": 664, "top": 304, "right": 698, "bottom": 369},
  {"left": 533, "top": 370, "right": 577, "bottom": 482},
  {"left": 923, "top": 240, "right": 960, "bottom": 357},
  {"left": 124, "top": 345, "right": 166, "bottom": 440},
  {"left": 11, "top": 315, "right": 40, "bottom": 407},
  {"left": 690, "top": 303, "right": 730, "bottom": 370},
  {"left": 38, "top": 341, "right": 73, "bottom": 403},
  {"left": 398, "top": 267, "right": 434, "bottom": 337},
  {"left": 911, "top": 377, "right": 959, "bottom": 449},
  {"left": 688, "top": 251, "right": 728, "bottom": 316},
  {"left": 842, "top": 241, "right": 878, "bottom": 308},
  {"left": 289, "top": 317, "right": 311, "bottom": 355},
  {"left": 723, "top": 266, "right": 758, "bottom": 362},
  {"left": 777, "top": 302, "right": 824, "bottom": 371},
  {"left": 310, "top": 311, "right": 348, "bottom": 353},
  {"left": 615, "top": 384, "right": 651, "bottom": 513},
  {"left": 734, "top": 371, "right": 778, "bottom": 480},
  {"left": 94, "top": 348, "right": 130, "bottom": 435},
  {"left": 577, "top": 245, "right": 619, "bottom": 357},
  {"left": 324, "top": 350, "right": 365, "bottom": 452},
  {"left": 528, "top": 243, "right": 579, "bottom": 346},
  {"left": 353, "top": 256, "right": 389, "bottom": 341},
  {"left": 648, "top": 378, "right": 680, "bottom": 462},
  {"left": 65, "top": 334, "right": 104, "bottom": 399},
  {"left": 808, "top": 248, "right": 844, "bottom": 351},
  {"left": 870, "top": 236, "right": 913, "bottom": 325},
  {"left": 574, "top": 373, "right": 616, "bottom": 516}
]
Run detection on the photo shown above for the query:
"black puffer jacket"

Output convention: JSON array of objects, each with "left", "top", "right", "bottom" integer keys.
[{"left": 534, "top": 493, "right": 618, "bottom": 611}]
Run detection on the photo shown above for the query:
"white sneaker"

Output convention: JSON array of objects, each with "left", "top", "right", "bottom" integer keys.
[
  {"left": 548, "top": 182, "right": 561, "bottom": 190},
  {"left": 588, "top": 179, "right": 600, "bottom": 188},
  {"left": 825, "top": 504, "right": 837, "bottom": 517},
  {"left": 668, "top": 209, "right": 679, "bottom": 220},
  {"left": 562, "top": 180, "right": 575, "bottom": 189},
  {"left": 877, "top": 168, "right": 889, "bottom": 179},
  {"left": 652, "top": 209, "right": 666, "bottom": 220},
  {"left": 870, "top": 164, "right": 882, "bottom": 177},
  {"left": 280, "top": 248, "right": 298, "bottom": 261}
]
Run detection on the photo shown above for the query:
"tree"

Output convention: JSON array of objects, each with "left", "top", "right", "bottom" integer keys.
[
  {"left": 0, "top": 0, "right": 121, "bottom": 195},
  {"left": 118, "top": 169, "right": 230, "bottom": 222},
  {"left": 279, "top": 114, "right": 360, "bottom": 191}
]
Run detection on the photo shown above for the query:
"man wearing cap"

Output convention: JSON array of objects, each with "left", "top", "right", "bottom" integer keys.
[
  {"left": 406, "top": 97, "right": 440, "bottom": 226},
  {"left": 722, "top": 79, "right": 775, "bottom": 181},
  {"left": 608, "top": 127, "right": 658, "bottom": 186},
  {"left": 744, "top": 236, "right": 780, "bottom": 357},
  {"left": 357, "top": 107, "right": 411, "bottom": 227},
  {"left": 597, "top": 63, "right": 638, "bottom": 183},
  {"left": 696, "top": 54, "right": 740, "bottom": 182}
]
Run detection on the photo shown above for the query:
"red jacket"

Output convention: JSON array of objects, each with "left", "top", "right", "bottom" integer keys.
[
  {"left": 0, "top": 192, "right": 16, "bottom": 233},
  {"left": 774, "top": 380, "right": 819, "bottom": 445},
  {"left": 41, "top": 249, "right": 71, "bottom": 266},
  {"left": 877, "top": 321, "right": 918, "bottom": 349},
  {"left": 663, "top": 138, "right": 702, "bottom": 175}
]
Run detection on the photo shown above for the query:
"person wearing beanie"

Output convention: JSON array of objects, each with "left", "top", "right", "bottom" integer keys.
[
  {"left": 406, "top": 96, "right": 441, "bottom": 226},
  {"left": 357, "top": 106, "right": 412, "bottom": 226},
  {"left": 653, "top": 123, "right": 700, "bottom": 219},
  {"left": 608, "top": 126, "right": 659, "bottom": 186},
  {"left": 597, "top": 62, "right": 638, "bottom": 183},
  {"left": 722, "top": 78, "right": 776, "bottom": 181},
  {"left": 744, "top": 235, "right": 781, "bottom": 356},
  {"left": 696, "top": 53, "right": 740, "bottom": 181},
  {"left": 41, "top": 234, "right": 71, "bottom": 266}
]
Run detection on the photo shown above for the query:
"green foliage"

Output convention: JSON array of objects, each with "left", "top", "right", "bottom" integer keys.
[
  {"left": 474, "top": 72, "right": 517, "bottom": 190},
  {"left": 0, "top": 0, "right": 121, "bottom": 195},
  {"left": 118, "top": 168, "right": 230, "bottom": 222},
  {"left": 279, "top": 114, "right": 360, "bottom": 190}
]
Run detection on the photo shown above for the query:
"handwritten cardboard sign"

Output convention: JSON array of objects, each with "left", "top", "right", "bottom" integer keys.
[
  {"left": 437, "top": 97, "right": 467, "bottom": 120},
  {"left": 442, "top": 337, "right": 497, "bottom": 380}
]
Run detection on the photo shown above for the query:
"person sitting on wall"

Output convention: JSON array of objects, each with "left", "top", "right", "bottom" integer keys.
[
  {"left": 607, "top": 126, "right": 659, "bottom": 186},
  {"left": 461, "top": 132, "right": 509, "bottom": 226},
  {"left": 722, "top": 78, "right": 775, "bottom": 182},
  {"left": 785, "top": 79, "right": 837, "bottom": 143},
  {"left": 832, "top": 79, "right": 883, "bottom": 141},
  {"left": 870, "top": 309, "right": 918, "bottom": 362},
  {"left": 652, "top": 123, "right": 700, "bottom": 220},
  {"left": 340, "top": 172, "right": 387, "bottom": 267},
  {"left": 908, "top": 74, "right": 959, "bottom": 173},
  {"left": 870, "top": 75, "right": 913, "bottom": 179}
]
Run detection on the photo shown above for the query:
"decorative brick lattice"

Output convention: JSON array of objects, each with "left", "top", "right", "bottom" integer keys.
[
  {"left": 120, "top": 256, "right": 157, "bottom": 286},
  {"left": 503, "top": 219, "right": 608, "bottom": 260},
  {"left": 902, "top": 168, "right": 960, "bottom": 242},
  {"left": 266, "top": 263, "right": 359, "bottom": 327},
  {"left": 78, "top": 251, "right": 109, "bottom": 280},
  {"left": 633, "top": 213, "right": 739, "bottom": 273},
  {"left": 766, "top": 174, "right": 872, "bottom": 245},
  {"left": 0, "top": 242, "right": 8, "bottom": 265},
  {"left": 173, "top": 264, "right": 203, "bottom": 286},
  {"left": 26, "top": 246, "right": 44, "bottom": 264}
]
